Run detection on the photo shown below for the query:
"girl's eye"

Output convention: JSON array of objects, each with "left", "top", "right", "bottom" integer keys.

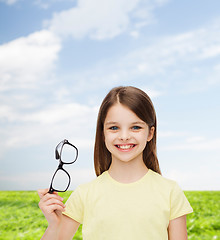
[
  {"left": 110, "top": 126, "right": 118, "bottom": 130},
  {"left": 132, "top": 126, "right": 141, "bottom": 130}
]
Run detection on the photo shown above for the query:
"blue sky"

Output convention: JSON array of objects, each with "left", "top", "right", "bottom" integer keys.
[{"left": 0, "top": 0, "right": 220, "bottom": 190}]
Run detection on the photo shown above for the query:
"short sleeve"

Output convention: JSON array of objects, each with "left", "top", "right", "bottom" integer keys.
[
  {"left": 63, "top": 186, "right": 84, "bottom": 224},
  {"left": 169, "top": 182, "right": 193, "bottom": 220}
]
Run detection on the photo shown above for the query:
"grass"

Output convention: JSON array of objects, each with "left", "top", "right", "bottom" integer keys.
[
  {"left": 0, "top": 191, "right": 219, "bottom": 239},
  {"left": 185, "top": 191, "right": 220, "bottom": 240}
]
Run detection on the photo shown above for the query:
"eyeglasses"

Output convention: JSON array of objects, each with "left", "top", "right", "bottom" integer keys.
[{"left": 48, "top": 139, "right": 78, "bottom": 193}]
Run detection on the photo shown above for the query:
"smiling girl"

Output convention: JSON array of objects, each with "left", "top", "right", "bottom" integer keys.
[{"left": 38, "top": 86, "right": 193, "bottom": 240}]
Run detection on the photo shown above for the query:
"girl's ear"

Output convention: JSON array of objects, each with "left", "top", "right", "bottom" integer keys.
[{"left": 147, "top": 127, "right": 155, "bottom": 142}]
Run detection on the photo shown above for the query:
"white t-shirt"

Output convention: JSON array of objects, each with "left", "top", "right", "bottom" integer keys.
[{"left": 63, "top": 169, "right": 193, "bottom": 240}]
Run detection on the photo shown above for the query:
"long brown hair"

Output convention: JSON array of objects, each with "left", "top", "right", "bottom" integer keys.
[{"left": 94, "top": 86, "right": 161, "bottom": 176}]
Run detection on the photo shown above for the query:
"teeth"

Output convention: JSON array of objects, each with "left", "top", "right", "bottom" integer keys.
[{"left": 117, "top": 145, "right": 134, "bottom": 149}]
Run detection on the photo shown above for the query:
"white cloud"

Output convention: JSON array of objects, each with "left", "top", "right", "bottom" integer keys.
[
  {"left": 34, "top": 0, "right": 51, "bottom": 9},
  {"left": 0, "top": 101, "right": 98, "bottom": 126},
  {"left": 130, "top": 30, "right": 140, "bottom": 39},
  {"left": 67, "top": 18, "right": 220, "bottom": 92},
  {"left": 141, "top": 87, "right": 164, "bottom": 98},
  {"left": 0, "top": 102, "right": 98, "bottom": 149},
  {"left": 0, "top": 0, "right": 18, "bottom": 5},
  {"left": 186, "top": 136, "right": 205, "bottom": 143},
  {"left": 21, "top": 103, "right": 98, "bottom": 124},
  {"left": 0, "top": 168, "right": 96, "bottom": 190},
  {"left": 165, "top": 166, "right": 220, "bottom": 190},
  {"left": 0, "top": 0, "right": 73, "bottom": 8},
  {"left": 158, "top": 131, "right": 188, "bottom": 138},
  {"left": 132, "top": 23, "right": 220, "bottom": 77},
  {"left": 206, "top": 62, "right": 220, "bottom": 85},
  {"left": 34, "top": 0, "right": 76, "bottom": 9},
  {"left": 162, "top": 137, "right": 220, "bottom": 151},
  {"left": 46, "top": 0, "right": 169, "bottom": 40},
  {"left": 0, "top": 30, "right": 61, "bottom": 91},
  {"left": 214, "top": 63, "right": 220, "bottom": 71}
]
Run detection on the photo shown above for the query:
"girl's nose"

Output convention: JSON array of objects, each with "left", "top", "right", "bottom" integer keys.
[{"left": 118, "top": 130, "right": 131, "bottom": 141}]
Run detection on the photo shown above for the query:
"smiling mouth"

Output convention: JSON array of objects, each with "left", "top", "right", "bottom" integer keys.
[{"left": 115, "top": 144, "right": 136, "bottom": 150}]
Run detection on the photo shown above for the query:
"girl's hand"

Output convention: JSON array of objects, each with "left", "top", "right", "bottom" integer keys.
[{"left": 38, "top": 189, "right": 66, "bottom": 227}]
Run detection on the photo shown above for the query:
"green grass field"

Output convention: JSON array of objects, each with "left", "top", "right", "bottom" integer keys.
[{"left": 0, "top": 191, "right": 219, "bottom": 240}]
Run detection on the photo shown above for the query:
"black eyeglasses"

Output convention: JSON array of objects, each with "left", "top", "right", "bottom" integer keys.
[{"left": 48, "top": 139, "right": 78, "bottom": 193}]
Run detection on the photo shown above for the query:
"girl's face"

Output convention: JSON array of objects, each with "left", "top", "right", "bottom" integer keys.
[{"left": 103, "top": 103, "right": 154, "bottom": 166}]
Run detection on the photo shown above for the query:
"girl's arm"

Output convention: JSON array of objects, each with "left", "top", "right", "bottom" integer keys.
[
  {"left": 38, "top": 189, "right": 80, "bottom": 240},
  {"left": 168, "top": 215, "right": 188, "bottom": 240},
  {"left": 41, "top": 215, "right": 80, "bottom": 240}
]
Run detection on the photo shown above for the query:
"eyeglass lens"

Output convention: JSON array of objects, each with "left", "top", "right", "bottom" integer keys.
[
  {"left": 60, "top": 142, "right": 77, "bottom": 164},
  {"left": 51, "top": 169, "right": 70, "bottom": 192}
]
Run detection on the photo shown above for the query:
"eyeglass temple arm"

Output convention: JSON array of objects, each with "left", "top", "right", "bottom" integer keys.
[{"left": 55, "top": 149, "right": 60, "bottom": 159}]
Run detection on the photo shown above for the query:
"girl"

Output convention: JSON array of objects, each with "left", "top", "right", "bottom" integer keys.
[{"left": 38, "top": 86, "right": 193, "bottom": 240}]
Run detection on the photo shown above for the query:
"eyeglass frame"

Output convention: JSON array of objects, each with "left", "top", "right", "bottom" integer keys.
[{"left": 48, "top": 139, "right": 78, "bottom": 193}]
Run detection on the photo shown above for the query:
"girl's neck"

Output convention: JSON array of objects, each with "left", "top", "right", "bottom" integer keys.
[{"left": 108, "top": 160, "right": 148, "bottom": 184}]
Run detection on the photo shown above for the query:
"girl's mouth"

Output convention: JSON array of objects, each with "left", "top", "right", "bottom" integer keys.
[{"left": 115, "top": 144, "right": 136, "bottom": 150}]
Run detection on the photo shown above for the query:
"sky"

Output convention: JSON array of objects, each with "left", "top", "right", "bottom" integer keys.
[{"left": 0, "top": 0, "right": 220, "bottom": 191}]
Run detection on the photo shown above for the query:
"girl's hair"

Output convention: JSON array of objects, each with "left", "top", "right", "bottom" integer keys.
[{"left": 94, "top": 86, "right": 161, "bottom": 176}]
